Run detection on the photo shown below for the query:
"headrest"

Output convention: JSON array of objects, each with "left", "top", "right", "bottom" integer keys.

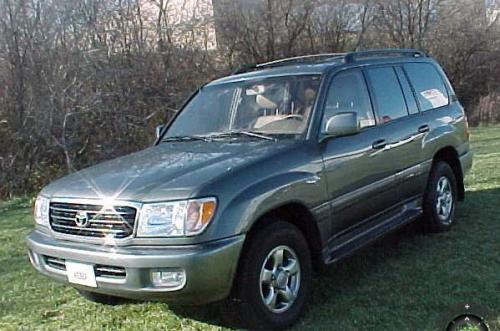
[
  {"left": 256, "top": 94, "right": 278, "bottom": 109},
  {"left": 304, "top": 88, "right": 316, "bottom": 102}
]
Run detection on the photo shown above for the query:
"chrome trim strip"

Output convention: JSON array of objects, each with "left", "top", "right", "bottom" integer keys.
[
  {"left": 52, "top": 215, "right": 129, "bottom": 226},
  {"left": 45, "top": 257, "right": 66, "bottom": 269},
  {"left": 51, "top": 224, "right": 124, "bottom": 234},
  {"left": 370, "top": 133, "right": 425, "bottom": 157},
  {"left": 95, "top": 266, "right": 125, "bottom": 274},
  {"left": 89, "top": 219, "right": 128, "bottom": 225},
  {"left": 313, "top": 160, "right": 432, "bottom": 213},
  {"left": 330, "top": 174, "right": 396, "bottom": 210},
  {"left": 50, "top": 206, "right": 132, "bottom": 215},
  {"left": 43, "top": 258, "right": 67, "bottom": 275},
  {"left": 51, "top": 215, "right": 75, "bottom": 221},
  {"left": 395, "top": 160, "right": 432, "bottom": 181},
  {"left": 323, "top": 146, "right": 372, "bottom": 161}
]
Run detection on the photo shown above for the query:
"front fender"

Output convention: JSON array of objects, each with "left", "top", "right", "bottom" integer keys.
[{"left": 217, "top": 170, "right": 330, "bottom": 240}]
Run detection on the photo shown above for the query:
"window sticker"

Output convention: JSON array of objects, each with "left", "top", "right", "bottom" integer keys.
[{"left": 420, "top": 89, "right": 448, "bottom": 108}]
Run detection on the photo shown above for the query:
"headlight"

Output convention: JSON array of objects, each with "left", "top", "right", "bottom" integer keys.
[
  {"left": 137, "top": 197, "right": 217, "bottom": 237},
  {"left": 34, "top": 195, "right": 50, "bottom": 226}
]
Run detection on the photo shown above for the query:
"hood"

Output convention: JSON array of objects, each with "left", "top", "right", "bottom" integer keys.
[{"left": 42, "top": 140, "right": 293, "bottom": 202}]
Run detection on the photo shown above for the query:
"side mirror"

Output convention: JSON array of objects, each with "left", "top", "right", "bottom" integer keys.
[
  {"left": 322, "top": 112, "right": 359, "bottom": 138},
  {"left": 156, "top": 125, "right": 165, "bottom": 140}
]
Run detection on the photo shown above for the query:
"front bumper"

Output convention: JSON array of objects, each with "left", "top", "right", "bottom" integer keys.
[
  {"left": 26, "top": 230, "right": 245, "bottom": 304},
  {"left": 460, "top": 150, "right": 473, "bottom": 174}
]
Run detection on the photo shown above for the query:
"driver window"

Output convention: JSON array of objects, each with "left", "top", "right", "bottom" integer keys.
[
  {"left": 241, "top": 82, "right": 287, "bottom": 130},
  {"left": 323, "top": 70, "right": 375, "bottom": 129},
  {"left": 241, "top": 76, "right": 320, "bottom": 134}
]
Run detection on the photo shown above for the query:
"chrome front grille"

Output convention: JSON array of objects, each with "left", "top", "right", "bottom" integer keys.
[{"left": 49, "top": 202, "right": 136, "bottom": 239}]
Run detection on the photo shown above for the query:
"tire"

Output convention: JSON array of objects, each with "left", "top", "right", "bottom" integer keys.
[
  {"left": 422, "top": 161, "right": 458, "bottom": 232},
  {"left": 76, "top": 289, "right": 124, "bottom": 305},
  {"left": 230, "top": 220, "right": 312, "bottom": 330}
]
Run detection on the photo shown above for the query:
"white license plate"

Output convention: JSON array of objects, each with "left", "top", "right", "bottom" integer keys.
[{"left": 66, "top": 261, "right": 97, "bottom": 288}]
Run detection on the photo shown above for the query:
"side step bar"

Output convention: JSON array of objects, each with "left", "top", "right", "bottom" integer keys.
[{"left": 324, "top": 204, "right": 422, "bottom": 264}]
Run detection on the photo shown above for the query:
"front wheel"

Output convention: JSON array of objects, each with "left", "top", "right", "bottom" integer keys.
[
  {"left": 422, "top": 161, "right": 458, "bottom": 232},
  {"left": 230, "top": 221, "right": 312, "bottom": 330}
]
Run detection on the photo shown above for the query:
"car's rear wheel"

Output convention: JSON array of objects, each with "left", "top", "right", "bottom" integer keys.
[
  {"left": 422, "top": 161, "right": 458, "bottom": 232},
  {"left": 76, "top": 289, "right": 123, "bottom": 305},
  {"left": 230, "top": 220, "right": 312, "bottom": 330}
]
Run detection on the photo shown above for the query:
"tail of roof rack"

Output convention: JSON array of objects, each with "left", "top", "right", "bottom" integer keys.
[
  {"left": 344, "top": 49, "right": 426, "bottom": 63},
  {"left": 231, "top": 49, "right": 426, "bottom": 75}
]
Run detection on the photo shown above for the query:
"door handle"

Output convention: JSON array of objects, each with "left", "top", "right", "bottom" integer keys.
[
  {"left": 372, "top": 139, "right": 387, "bottom": 150},
  {"left": 418, "top": 124, "right": 430, "bottom": 133}
]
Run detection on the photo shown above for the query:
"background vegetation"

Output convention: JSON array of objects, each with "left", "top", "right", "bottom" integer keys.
[
  {"left": 0, "top": 0, "right": 499, "bottom": 198},
  {"left": 1, "top": 125, "right": 498, "bottom": 330}
]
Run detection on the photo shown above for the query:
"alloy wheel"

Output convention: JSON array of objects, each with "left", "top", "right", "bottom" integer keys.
[
  {"left": 259, "top": 245, "right": 301, "bottom": 314},
  {"left": 436, "top": 176, "right": 453, "bottom": 222}
]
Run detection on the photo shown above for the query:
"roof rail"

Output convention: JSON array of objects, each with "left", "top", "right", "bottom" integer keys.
[
  {"left": 232, "top": 53, "right": 345, "bottom": 75},
  {"left": 344, "top": 49, "right": 426, "bottom": 63},
  {"left": 231, "top": 49, "right": 427, "bottom": 75},
  {"left": 258, "top": 53, "right": 346, "bottom": 68}
]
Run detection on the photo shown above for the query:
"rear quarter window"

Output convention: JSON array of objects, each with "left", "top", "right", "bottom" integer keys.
[{"left": 404, "top": 63, "right": 449, "bottom": 111}]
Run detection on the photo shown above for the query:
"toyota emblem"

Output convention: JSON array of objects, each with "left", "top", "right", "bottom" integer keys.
[{"left": 75, "top": 211, "right": 90, "bottom": 227}]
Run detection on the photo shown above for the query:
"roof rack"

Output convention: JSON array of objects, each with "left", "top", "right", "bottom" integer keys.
[
  {"left": 231, "top": 49, "right": 426, "bottom": 75},
  {"left": 344, "top": 49, "right": 426, "bottom": 63},
  {"left": 231, "top": 53, "right": 345, "bottom": 75},
  {"left": 258, "top": 53, "right": 346, "bottom": 68}
]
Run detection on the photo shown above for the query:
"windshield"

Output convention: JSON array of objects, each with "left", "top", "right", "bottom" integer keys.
[{"left": 164, "top": 75, "right": 321, "bottom": 140}]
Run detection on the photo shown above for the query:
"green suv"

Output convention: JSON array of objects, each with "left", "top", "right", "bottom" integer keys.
[{"left": 27, "top": 49, "right": 473, "bottom": 329}]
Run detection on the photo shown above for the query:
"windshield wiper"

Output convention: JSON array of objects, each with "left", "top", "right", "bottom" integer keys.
[
  {"left": 162, "top": 135, "right": 211, "bottom": 142},
  {"left": 205, "top": 130, "right": 277, "bottom": 142}
]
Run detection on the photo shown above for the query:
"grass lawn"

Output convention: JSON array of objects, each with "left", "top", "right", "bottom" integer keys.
[{"left": 1, "top": 126, "right": 499, "bottom": 331}]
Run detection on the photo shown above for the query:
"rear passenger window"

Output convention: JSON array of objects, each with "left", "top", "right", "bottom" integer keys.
[
  {"left": 366, "top": 67, "right": 408, "bottom": 123},
  {"left": 323, "top": 70, "right": 375, "bottom": 128},
  {"left": 404, "top": 63, "right": 449, "bottom": 111}
]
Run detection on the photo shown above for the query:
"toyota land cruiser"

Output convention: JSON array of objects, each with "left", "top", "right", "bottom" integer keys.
[{"left": 27, "top": 49, "right": 473, "bottom": 329}]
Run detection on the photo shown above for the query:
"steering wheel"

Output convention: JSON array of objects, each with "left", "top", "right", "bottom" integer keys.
[{"left": 283, "top": 114, "right": 304, "bottom": 121}]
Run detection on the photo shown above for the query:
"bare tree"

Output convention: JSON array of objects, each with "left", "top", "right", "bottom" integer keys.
[{"left": 0, "top": 0, "right": 498, "bottom": 198}]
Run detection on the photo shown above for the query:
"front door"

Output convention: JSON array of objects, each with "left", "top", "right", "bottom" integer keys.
[{"left": 320, "top": 69, "right": 398, "bottom": 238}]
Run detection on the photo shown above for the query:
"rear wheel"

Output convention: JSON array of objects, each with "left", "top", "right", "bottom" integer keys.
[
  {"left": 230, "top": 221, "right": 312, "bottom": 329},
  {"left": 422, "top": 161, "right": 458, "bottom": 232},
  {"left": 76, "top": 289, "right": 123, "bottom": 305}
]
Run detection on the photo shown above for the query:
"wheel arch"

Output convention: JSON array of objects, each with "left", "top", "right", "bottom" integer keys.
[
  {"left": 243, "top": 202, "right": 324, "bottom": 272},
  {"left": 432, "top": 146, "right": 464, "bottom": 200}
]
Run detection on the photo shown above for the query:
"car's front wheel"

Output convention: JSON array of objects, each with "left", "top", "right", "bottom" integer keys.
[{"left": 230, "top": 220, "right": 312, "bottom": 330}]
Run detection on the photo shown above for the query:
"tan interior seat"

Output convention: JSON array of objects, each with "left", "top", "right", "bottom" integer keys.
[{"left": 253, "top": 94, "right": 287, "bottom": 129}]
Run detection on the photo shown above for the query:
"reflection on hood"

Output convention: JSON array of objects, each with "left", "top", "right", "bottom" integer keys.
[{"left": 42, "top": 140, "right": 293, "bottom": 202}]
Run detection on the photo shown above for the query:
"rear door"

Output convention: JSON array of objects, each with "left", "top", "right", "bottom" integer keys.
[
  {"left": 395, "top": 63, "right": 451, "bottom": 201},
  {"left": 320, "top": 69, "right": 398, "bottom": 236},
  {"left": 364, "top": 65, "right": 430, "bottom": 203}
]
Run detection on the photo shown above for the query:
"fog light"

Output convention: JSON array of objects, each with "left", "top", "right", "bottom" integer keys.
[{"left": 151, "top": 269, "right": 186, "bottom": 289}]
